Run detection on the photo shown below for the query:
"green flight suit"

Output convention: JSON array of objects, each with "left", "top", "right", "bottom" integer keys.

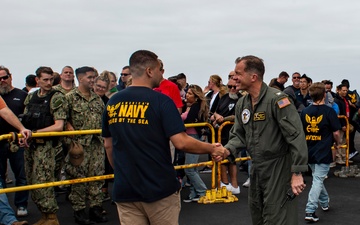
[{"left": 225, "top": 82, "right": 308, "bottom": 225}]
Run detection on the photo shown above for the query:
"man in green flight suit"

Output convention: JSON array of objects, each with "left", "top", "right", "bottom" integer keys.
[{"left": 220, "top": 55, "right": 308, "bottom": 225}]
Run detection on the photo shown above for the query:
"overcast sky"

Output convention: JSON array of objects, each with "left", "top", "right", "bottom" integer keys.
[{"left": 2, "top": 0, "right": 360, "bottom": 91}]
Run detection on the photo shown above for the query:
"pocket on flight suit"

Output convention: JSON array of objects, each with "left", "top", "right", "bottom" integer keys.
[{"left": 278, "top": 117, "right": 300, "bottom": 139}]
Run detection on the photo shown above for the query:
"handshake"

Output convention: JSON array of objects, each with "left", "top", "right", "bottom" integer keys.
[{"left": 210, "top": 143, "right": 231, "bottom": 162}]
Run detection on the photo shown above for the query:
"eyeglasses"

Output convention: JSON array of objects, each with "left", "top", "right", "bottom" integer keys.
[
  {"left": 227, "top": 85, "right": 236, "bottom": 89},
  {"left": 121, "top": 73, "right": 131, "bottom": 77},
  {"left": 0, "top": 74, "right": 10, "bottom": 81},
  {"left": 292, "top": 76, "right": 300, "bottom": 79},
  {"left": 95, "top": 84, "right": 107, "bottom": 90}
]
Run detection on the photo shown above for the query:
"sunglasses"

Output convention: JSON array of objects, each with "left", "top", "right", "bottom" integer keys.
[
  {"left": 292, "top": 76, "right": 300, "bottom": 79},
  {"left": 227, "top": 85, "right": 236, "bottom": 89},
  {"left": 0, "top": 74, "right": 10, "bottom": 81},
  {"left": 121, "top": 73, "right": 131, "bottom": 77}
]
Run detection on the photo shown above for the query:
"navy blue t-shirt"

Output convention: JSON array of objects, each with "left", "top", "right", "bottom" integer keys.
[
  {"left": 102, "top": 86, "right": 185, "bottom": 203},
  {"left": 301, "top": 104, "right": 341, "bottom": 164}
]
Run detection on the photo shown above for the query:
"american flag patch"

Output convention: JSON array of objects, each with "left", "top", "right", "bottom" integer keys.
[{"left": 277, "top": 97, "right": 291, "bottom": 109}]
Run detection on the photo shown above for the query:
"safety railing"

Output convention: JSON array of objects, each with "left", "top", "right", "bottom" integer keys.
[
  {"left": 0, "top": 122, "right": 218, "bottom": 194},
  {"left": 0, "top": 116, "right": 351, "bottom": 195}
]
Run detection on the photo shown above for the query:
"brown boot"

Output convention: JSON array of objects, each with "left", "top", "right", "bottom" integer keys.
[
  {"left": 12, "top": 221, "right": 29, "bottom": 225},
  {"left": 34, "top": 213, "right": 47, "bottom": 225},
  {"left": 42, "top": 213, "right": 60, "bottom": 225}
]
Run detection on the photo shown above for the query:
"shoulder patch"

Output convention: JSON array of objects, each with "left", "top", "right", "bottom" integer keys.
[
  {"left": 277, "top": 97, "right": 291, "bottom": 109},
  {"left": 51, "top": 92, "right": 65, "bottom": 108},
  {"left": 241, "top": 109, "right": 251, "bottom": 124}
]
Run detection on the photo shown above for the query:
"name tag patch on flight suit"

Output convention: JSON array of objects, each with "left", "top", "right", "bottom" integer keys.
[
  {"left": 254, "top": 112, "right": 265, "bottom": 121},
  {"left": 277, "top": 97, "right": 291, "bottom": 109},
  {"left": 242, "top": 109, "right": 250, "bottom": 124}
]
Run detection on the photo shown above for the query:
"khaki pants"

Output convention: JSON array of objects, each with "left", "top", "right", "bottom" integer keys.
[
  {"left": 116, "top": 191, "right": 181, "bottom": 225},
  {"left": 336, "top": 130, "right": 346, "bottom": 164}
]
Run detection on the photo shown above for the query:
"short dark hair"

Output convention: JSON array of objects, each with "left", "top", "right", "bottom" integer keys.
[
  {"left": 309, "top": 82, "right": 325, "bottom": 102},
  {"left": 167, "top": 76, "right": 181, "bottom": 90},
  {"left": 75, "top": 66, "right": 95, "bottom": 78},
  {"left": 301, "top": 74, "right": 312, "bottom": 83},
  {"left": 35, "top": 66, "right": 53, "bottom": 78},
  {"left": 235, "top": 55, "right": 265, "bottom": 80},
  {"left": 278, "top": 71, "right": 289, "bottom": 78},
  {"left": 322, "top": 80, "right": 333, "bottom": 86},
  {"left": 122, "top": 65, "right": 130, "bottom": 70},
  {"left": 129, "top": 50, "right": 158, "bottom": 77},
  {"left": 177, "top": 73, "right": 186, "bottom": 80},
  {"left": 168, "top": 75, "right": 178, "bottom": 82},
  {"left": 25, "top": 74, "right": 37, "bottom": 87},
  {"left": 341, "top": 79, "right": 350, "bottom": 88},
  {"left": 336, "top": 83, "right": 348, "bottom": 91}
]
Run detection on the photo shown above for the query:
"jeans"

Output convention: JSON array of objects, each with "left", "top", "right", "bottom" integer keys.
[
  {"left": 247, "top": 159, "right": 252, "bottom": 177},
  {"left": 0, "top": 177, "right": 17, "bottom": 225},
  {"left": 184, "top": 134, "right": 207, "bottom": 198},
  {"left": 305, "top": 163, "right": 330, "bottom": 213},
  {"left": 0, "top": 141, "right": 29, "bottom": 208}
]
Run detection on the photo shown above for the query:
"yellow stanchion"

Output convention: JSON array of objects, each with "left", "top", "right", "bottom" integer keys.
[{"left": 198, "top": 187, "right": 238, "bottom": 204}]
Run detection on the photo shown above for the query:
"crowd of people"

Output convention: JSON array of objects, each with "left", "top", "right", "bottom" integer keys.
[{"left": 0, "top": 50, "right": 359, "bottom": 225}]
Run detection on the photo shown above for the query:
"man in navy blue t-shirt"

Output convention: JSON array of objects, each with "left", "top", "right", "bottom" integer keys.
[
  {"left": 301, "top": 82, "right": 341, "bottom": 223},
  {"left": 102, "top": 50, "right": 226, "bottom": 225}
]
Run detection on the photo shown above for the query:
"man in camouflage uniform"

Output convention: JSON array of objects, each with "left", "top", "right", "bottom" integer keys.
[
  {"left": 52, "top": 66, "right": 76, "bottom": 191},
  {"left": 53, "top": 66, "right": 76, "bottom": 95},
  {"left": 65, "top": 66, "right": 107, "bottom": 225},
  {"left": 22, "top": 66, "right": 67, "bottom": 225}
]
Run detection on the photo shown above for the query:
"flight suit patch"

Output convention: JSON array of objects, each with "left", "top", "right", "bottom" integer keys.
[
  {"left": 277, "top": 97, "right": 291, "bottom": 109},
  {"left": 254, "top": 112, "right": 265, "bottom": 121},
  {"left": 241, "top": 109, "right": 250, "bottom": 124}
]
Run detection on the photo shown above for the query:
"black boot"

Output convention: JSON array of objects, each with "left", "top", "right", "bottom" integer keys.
[
  {"left": 74, "top": 209, "right": 94, "bottom": 225},
  {"left": 89, "top": 206, "right": 108, "bottom": 223}
]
